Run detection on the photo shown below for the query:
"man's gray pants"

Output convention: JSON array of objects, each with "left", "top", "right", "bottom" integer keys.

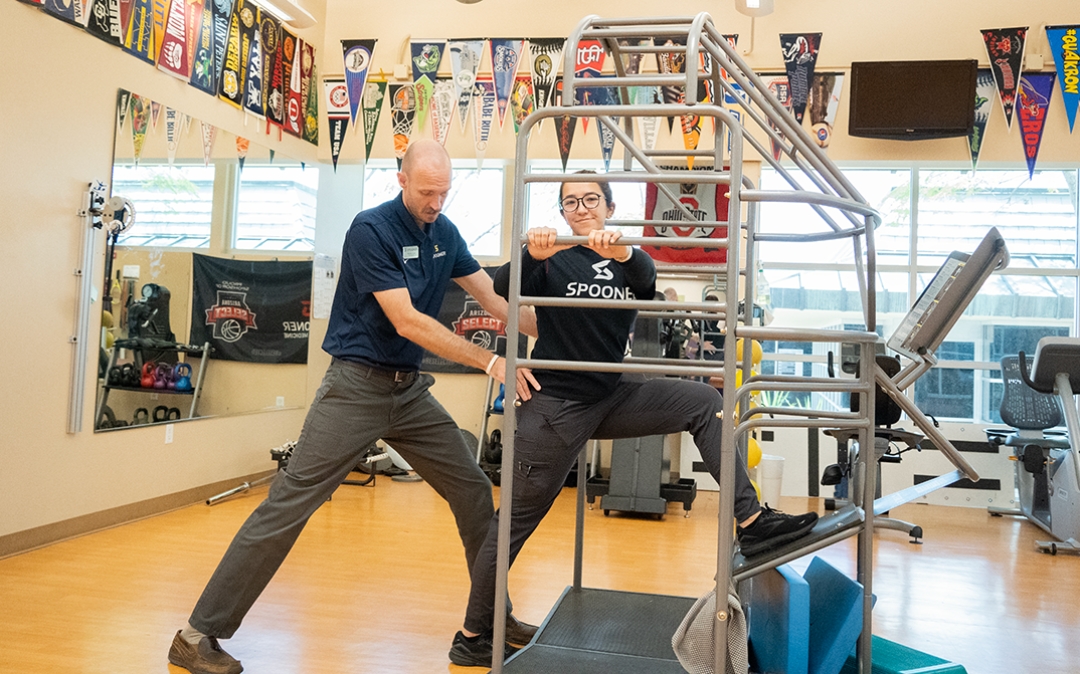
[
  {"left": 463, "top": 376, "right": 760, "bottom": 634},
  {"left": 190, "top": 358, "right": 496, "bottom": 639}
]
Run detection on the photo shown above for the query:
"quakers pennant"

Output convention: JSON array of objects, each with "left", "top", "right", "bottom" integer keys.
[
  {"left": 236, "top": 136, "right": 250, "bottom": 170},
  {"left": 1046, "top": 26, "right": 1080, "bottom": 132},
  {"left": 490, "top": 39, "right": 525, "bottom": 129},
  {"left": 324, "top": 77, "right": 350, "bottom": 171},
  {"left": 362, "top": 80, "right": 387, "bottom": 163},
  {"left": 510, "top": 73, "right": 535, "bottom": 134},
  {"left": 449, "top": 40, "right": 485, "bottom": 133},
  {"left": 528, "top": 38, "right": 565, "bottom": 132},
  {"left": 1018, "top": 73, "right": 1056, "bottom": 179},
  {"left": 969, "top": 69, "right": 996, "bottom": 171},
  {"left": 389, "top": 83, "right": 417, "bottom": 169},
  {"left": 806, "top": 72, "right": 844, "bottom": 149},
  {"left": 411, "top": 40, "right": 446, "bottom": 133},
  {"left": 124, "top": 0, "right": 155, "bottom": 64},
  {"left": 654, "top": 36, "right": 685, "bottom": 133},
  {"left": 574, "top": 39, "right": 607, "bottom": 133},
  {"left": 342, "top": 39, "right": 377, "bottom": 128},
  {"left": 430, "top": 77, "right": 456, "bottom": 146},
  {"left": 473, "top": 76, "right": 497, "bottom": 169},
  {"left": 981, "top": 26, "right": 1028, "bottom": 130},
  {"left": 779, "top": 33, "right": 822, "bottom": 124}
]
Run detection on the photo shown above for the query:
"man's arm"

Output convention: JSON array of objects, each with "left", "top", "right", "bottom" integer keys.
[
  {"left": 455, "top": 269, "right": 538, "bottom": 338},
  {"left": 374, "top": 287, "right": 506, "bottom": 382}
]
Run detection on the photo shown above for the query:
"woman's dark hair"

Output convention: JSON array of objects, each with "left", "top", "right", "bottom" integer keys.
[{"left": 559, "top": 169, "right": 614, "bottom": 205}]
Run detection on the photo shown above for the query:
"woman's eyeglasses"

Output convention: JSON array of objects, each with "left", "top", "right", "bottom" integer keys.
[{"left": 559, "top": 193, "right": 604, "bottom": 212}]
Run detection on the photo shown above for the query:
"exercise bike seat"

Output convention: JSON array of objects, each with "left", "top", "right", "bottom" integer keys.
[{"left": 1000, "top": 355, "right": 1064, "bottom": 435}]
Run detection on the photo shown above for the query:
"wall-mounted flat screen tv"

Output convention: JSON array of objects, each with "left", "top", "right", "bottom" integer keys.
[{"left": 848, "top": 59, "right": 977, "bottom": 140}]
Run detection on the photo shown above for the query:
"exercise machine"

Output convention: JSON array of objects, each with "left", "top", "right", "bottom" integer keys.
[{"left": 987, "top": 339, "right": 1080, "bottom": 555}]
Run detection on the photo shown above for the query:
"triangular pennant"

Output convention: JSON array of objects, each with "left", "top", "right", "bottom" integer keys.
[
  {"left": 118, "top": 0, "right": 134, "bottom": 35},
  {"left": 969, "top": 69, "right": 996, "bottom": 171},
  {"left": 200, "top": 120, "right": 217, "bottom": 166},
  {"left": 130, "top": 94, "right": 150, "bottom": 164},
  {"left": 1046, "top": 26, "right": 1079, "bottom": 132},
  {"left": 779, "top": 33, "right": 822, "bottom": 124},
  {"left": 189, "top": 0, "right": 216, "bottom": 93},
  {"left": 150, "top": 101, "right": 162, "bottom": 130},
  {"left": 528, "top": 38, "right": 565, "bottom": 132},
  {"left": 157, "top": 0, "right": 191, "bottom": 79},
  {"left": 574, "top": 39, "right": 607, "bottom": 133},
  {"left": 260, "top": 14, "right": 284, "bottom": 127},
  {"left": 598, "top": 117, "right": 617, "bottom": 171},
  {"left": 116, "top": 89, "right": 132, "bottom": 129},
  {"left": 490, "top": 39, "right": 525, "bottom": 129},
  {"left": 473, "top": 76, "right": 496, "bottom": 168},
  {"left": 241, "top": 6, "right": 266, "bottom": 117},
  {"left": 282, "top": 35, "right": 304, "bottom": 136},
  {"left": 236, "top": 136, "right": 250, "bottom": 170},
  {"left": 718, "top": 34, "right": 738, "bottom": 81},
  {"left": 389, "top": 83, "right": 417, "bottom": 169},
  {"left": 85, "top": 0, "right": 125, "bottom": 46},
  {"left": 763, "top": 74, "right": 792, "bottom": 160},
  {"left": 362, "top": 80, "right": 387, "bottom": 162},
  {"left": 269, "top": 149, "right": 275, "bottom": 162},
  {"left": 342, "top": 39, "right": 377, "bottom": 128},
  {"left": 217, "top": 0, "right": 244, "bottom": 108},
  {"left": 807, "top": 72, "right": 844, "bottom": 149},
  {"left": 654, "top": 36, "right": 685, "bottom": 134},
  {"left": 510, "top": 73, "right": 535, "bottom": 135},
  {"left": 449, "top": 40, "right": 485, "bottom": 133},
  {"left": 278, "top": 28, "right": 298, "bottom": 133},
  {"left": 430, "top": 77, "right": 456, "bottom": 146},
  {"left": 411, "top": 40, "right": 446, "bottom": 133},
  {"left": 981, "top": 27, "right": 1028, "bottom": 130},
  {"left": 1018, "top": 72, "right": 1056, "bottom": 179},
  {"left": 165, "top": 107, "right": 180, "bottom": 165},
  {"left": 123, "top": 0, "right": 156, "bottom": 64},
  {"left": 44, "top": 0, "right": 78, "bottom": 26},
  {"left": 325, "top": 77, "right": 350, "bottom": 171},
  {"left": 151, "top": 0, "right": 168, "bottom": 63},
  {"left": 554, "top": 83, "right": 577, "bottom": 171},
  {"left": 211, "top": 0, "right": 235, "bottom": 86},
  {"left": 303, "top": 57, "right": 319, "bottom": 145},
  {"left": 632, "top": 85, "right": 660, "bottom": 152},
  {"left": 184, "top": 0, "right": 204, "bottom": 80}
]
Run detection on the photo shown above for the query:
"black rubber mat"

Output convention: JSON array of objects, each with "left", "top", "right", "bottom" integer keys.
[{"left": 501, "top": 587, "right": 695, "bottom": 673}]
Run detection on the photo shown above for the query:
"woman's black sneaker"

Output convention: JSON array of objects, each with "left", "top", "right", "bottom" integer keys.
[
  {"left": 736, "top": 505, "right": 818, "bottom": 557},
  {"left": 448, "top": 630, "right": 520, "bottom": 667}
]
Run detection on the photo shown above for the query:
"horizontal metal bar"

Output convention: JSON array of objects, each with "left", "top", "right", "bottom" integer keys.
[
  {"left": 572, "top": 75, "right": 688, "bottom": 88},
  {"left": 754, "top": 229, "right": 866, "bottom": 243},
  {"left": 737, "top": 406, "right": 865, "bottom": 421},
  {"left": 642, "top": 149, "right": 722, "bottom": 157},
  {"left": 656, "top": 264, "right": 737, "bottom": 275},
  {"left": 521, "top": 295, "right": 727, "bottom": 312},
  {"left": 518, "top": 235, "right": 728, "bottom": 249},
  {"left": 583, "top": 15, "right": 696, "bottom": 26},
  {"left": 608, "top": 218, "right": 729, "bottom": 228},
  {"left": 737, "top": 327, "right": 880, "bottom": 343},
  {"left": 613, "top": 45, "right": 690, "bottom": 54},
  {"left": 637, "top": 310, "right": 727, "bottom": 320},
  {"left": 523, "top": 171, "right": 734, "bottom": 185},
  {"left": 518, "top": 358, "right": 726, "bottom": 377},
  {"left": 741, "top": 189, "right": 882, "bottom": 218},
  {"left": 582, "top": 26, "right": 698, "bottom": 38}
]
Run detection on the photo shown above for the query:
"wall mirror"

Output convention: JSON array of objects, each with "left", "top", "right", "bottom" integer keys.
[{"left": 94, "top": 90, "right": 316, "bottom": 431}]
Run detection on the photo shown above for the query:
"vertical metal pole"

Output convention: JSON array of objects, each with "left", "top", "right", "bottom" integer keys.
[
  {"left": 855, "top": 341, "right": 877, "bottom": 674},
  {"left": 69, "top": 185, "right": 101, "bottom": 434},
  {"left": 574, "top": 444, "right": 587, "bottom": 590}
]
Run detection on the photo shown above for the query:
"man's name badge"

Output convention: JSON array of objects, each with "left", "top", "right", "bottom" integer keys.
[{"left": 403, "top": 246, "right": 420, "bottom": 260}]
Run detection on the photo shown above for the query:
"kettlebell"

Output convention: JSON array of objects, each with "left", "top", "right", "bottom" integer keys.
[
  {"left": 173, "top": 363, "right": 193, "bottom": 392},
  {"left": 141, "top": 362, "right": 156, "bottom": 388},
  {"left": 153, "top": 363, "right": 169, "bottom": 389}
]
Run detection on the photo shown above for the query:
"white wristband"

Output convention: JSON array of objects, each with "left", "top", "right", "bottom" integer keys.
[{"left": 484, "top": 353, "right": 499, "bottom": 376}]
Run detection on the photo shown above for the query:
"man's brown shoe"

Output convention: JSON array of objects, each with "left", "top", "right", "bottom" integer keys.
[
  {"left": 504, "top": 614, "right": 538, "bottom": 646},
  {"left": 168, "top": 630, "right": 243, "bottom": 674}
]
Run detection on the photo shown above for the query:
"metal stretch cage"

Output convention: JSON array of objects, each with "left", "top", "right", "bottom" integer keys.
[{"left": 492, "top": 13, "right": 986, "bottom": 674}]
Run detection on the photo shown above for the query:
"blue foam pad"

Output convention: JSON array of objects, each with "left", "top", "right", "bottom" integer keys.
[
  {"left": 746, "top": 564, "right": 810, "bottom": 674},
  {"left": 804, "top": 557, "right": 871, "bottom": 674},
  {"left": 839, "top": 635, "right": 968, "bottom": 674}
]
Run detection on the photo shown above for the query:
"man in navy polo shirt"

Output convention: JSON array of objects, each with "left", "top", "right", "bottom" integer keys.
[{"left": 168, "top": 140, "right": 538, "bottom": 674}]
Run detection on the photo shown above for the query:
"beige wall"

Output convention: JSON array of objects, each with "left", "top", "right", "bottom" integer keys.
[{"left": 1, "top": 0, "right": 1077, "bottom": 545}]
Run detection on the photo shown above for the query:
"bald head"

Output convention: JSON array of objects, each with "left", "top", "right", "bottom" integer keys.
[{"left": 397, "top": 139, "right": 453, "bottom": 225}]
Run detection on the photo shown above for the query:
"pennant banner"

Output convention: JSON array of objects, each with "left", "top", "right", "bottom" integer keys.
[
  {"left": 762, "top": 73, "right": 792, "bottom": 160},
  {"left": 654, "top": 36, "right": 684, "bottom": 134},
  {"left": 779, "top": 32, "right": 821, "bottom": 124},
  {"left": 260, "top": 14, "right": 283, "bottom": 126},
  {"left": 490, "top": 39, "right": 525, "bottom": 129},
  {"left": 510, "top": 73, "right": 535, "bottom": 134},
  {"left": 130, "top": 93, "right": 150, "bottom": 163},
  {"left": 157, "top": 0, "right": 190, "bottom": 78},
  {"left": 281, "top": 29, "right": 300, "bottom": 135},
  {"left": 342, "top": 39, "right": 377, "bottom": 128},
  {"left": 982, "top": 26, "right": 1028, "bottom": 130},
  {"left": 45, "top": 0, "right": 78, "bottom": 26},
  {"left": 189, "top": 0, "right": 216, "bottom": 94},
  {"left": 241, "top": 6, "right": 265, "bottom": 117},
  {"left": 1018, "top": 73, "right": 1055, "bottom": 179},
  {"left": 969, "top": 68, "right": 995, "bottom": 171},
  {"left": 200, "top": 120, "right": 217, "bottom": 166},
  {"left": 184, "top": 0, "right": 204, "bottom": 80},
  {"left": 633, "top": 85, "right": 660, "bottom": 152},
  {"left": 362, "top": 80, "right": 387, "bottom": 162},
  {"left": 124, "top": 0, "right": 156, "bottom": 64},
  {"left": 430, "top": 77, "right": 456, "bottom": 146},
  {"left": 389, "top": 83, "right": 417, "bottom": 168},
  {"left": 411, "top": 40, "right": 446, "bottom": 133},
  {"left": 473, "top": 76, "right": 496, "bottom": 168},
  {"left": 85, "top": 0, "right": 124, "bottom": 46},
  {"left": 575, "top": 39, "right": 608, "bottom": 133},
  {"left": 554, "top": 83, "right": 576, "bottom": 170},
  {"left": 449, "top": 40, "right": 485, "bottom": 132},
  {"left": 1046, "top": 25, "right": 1079, "bottom": 132},
  {"left": 236, "top": 136, "right": 250, "bottom": 169},
  {"left": 642, "top": 165, "right": 729, "bottom": 264},
  {"left": 325, "top": 77, "right": 350, "bottom": 171},
  {"left": 528, "top": 38, "right": 565, "bottom": 131},
  {"left": 165, "top": 106, "right": 180, "bottom": 164},
  {"left": 150, "top": 101, "right": 162, "bottom": 129},
  {"left": 117, "top": 89, "right": 132, "bottom": 129},
  {"left": 303, "top": 56, "right": 319, "bottom": 144},
  {"left": 217, "top": 1, "right": 244, "bottom": 107},
  {"left": 722, "top": 82, "right": 750, "bottom": 160},
  {"left": 807, "top": 72, "right": 844, "bottom": 149}
]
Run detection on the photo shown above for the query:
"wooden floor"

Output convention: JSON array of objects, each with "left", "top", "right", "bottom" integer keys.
[{"left": 1, "top": 478, "right": 1079, "bottom": 673}]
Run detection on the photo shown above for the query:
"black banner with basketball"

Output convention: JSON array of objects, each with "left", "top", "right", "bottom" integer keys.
[
  {"left": 190, "top": 254, "right": 312, "bottom": 363},
  {"left": 422, "top": 267, "right": 527, "bottom": 374}
]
